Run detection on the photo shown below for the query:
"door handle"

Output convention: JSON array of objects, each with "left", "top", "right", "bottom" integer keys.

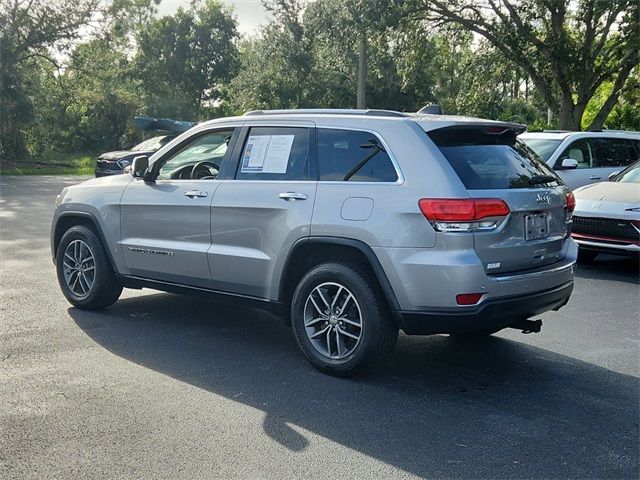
[
  {"left": 589, "top": 175, "right": 601, "bottom": 180},
  {"left": 184, "top": 190, "right": 208, "bottom": 198},
  {"left": 278, "top": 192, "right": 308, "bottom": 201}
]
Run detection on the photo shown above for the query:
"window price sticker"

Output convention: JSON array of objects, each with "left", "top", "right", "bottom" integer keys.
[{"left": 241, "top": 135, "right": 294, "bottom": 174}]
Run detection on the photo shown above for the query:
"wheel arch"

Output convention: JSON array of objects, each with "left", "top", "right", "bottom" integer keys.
[
  {"left": 52, "top": 212, "right": 117, "bottom": 271},
  {"left": 278, "top": 237, "right": 401, "bottom": 321}
]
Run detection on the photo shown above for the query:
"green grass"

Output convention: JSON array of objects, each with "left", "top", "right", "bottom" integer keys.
[{"left": 0, "top": 151, "right": 96, "bottom": 175}]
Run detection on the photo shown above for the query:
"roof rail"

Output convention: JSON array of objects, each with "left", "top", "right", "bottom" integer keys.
[
  {"left": 243, "top": 108, "right": 409, "bottom": 118},
  {"left": 542, "top": 129, "right": 572, "bottom": 133}
]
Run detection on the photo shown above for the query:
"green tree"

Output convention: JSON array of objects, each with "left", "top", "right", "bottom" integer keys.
[
  {"left": 135, "top": 0, "right": 239, "bottom": 119},
  {"left": 0, "top": 0, "right": 106, "bottom": 160},
  {"left": 415, "top": 0, "right": 639, "bottom": 130}
]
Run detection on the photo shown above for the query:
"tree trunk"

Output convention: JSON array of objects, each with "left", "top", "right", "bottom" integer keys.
[
  {"left": 557, "top": 95, "right": 583, "bottom": 131},
  {"left": 357, "top": 34, "right": 366, "bottom": 109}
]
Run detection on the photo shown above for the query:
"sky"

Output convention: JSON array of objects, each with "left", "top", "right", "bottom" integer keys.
[{"left": 156, "top": 0, "right": 271, "bottom": 36}]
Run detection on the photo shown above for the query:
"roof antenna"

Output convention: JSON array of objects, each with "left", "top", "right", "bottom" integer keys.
[{"left": 418, "top": 104, "right": 443, "bottom": 115}]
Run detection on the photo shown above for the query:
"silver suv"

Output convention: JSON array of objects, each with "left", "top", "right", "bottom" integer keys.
[
  {"left": 52, "top": 109, "right": 577, "bottom": 376},
  {"left": 519, "top": 131, "right": 640, "bottom": 190}
]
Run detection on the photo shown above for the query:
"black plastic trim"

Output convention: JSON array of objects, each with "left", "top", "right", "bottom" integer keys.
[
  {"left": 397, "top": 282, "right": 574, "bottom": 335},
  {"left": 118, "top": 275, "right": 285, "bottom": 314},
  {"left": 53, "top": 211, "right": 118, "bottom": 272},
  {"left": 279, "top": 236, "right": 401, "bottom": 311}
]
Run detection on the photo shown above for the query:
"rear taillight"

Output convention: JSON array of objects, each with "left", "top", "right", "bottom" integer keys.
[
  {"left": 565, "top": 192, "right": 576, "bottom": 221},
  {"left": 418, "top": 198, "right": 510, "bottom": 232}
]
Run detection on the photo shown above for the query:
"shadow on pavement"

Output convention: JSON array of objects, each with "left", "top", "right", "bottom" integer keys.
[
  {"left": 70, "top": 293, "right": 639, "bottom": 479},
  {"left": 574, "top": 254, "right": 639, "bottom": 285}
]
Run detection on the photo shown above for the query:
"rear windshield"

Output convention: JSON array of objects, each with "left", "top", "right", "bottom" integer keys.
[{"left": 428, "top": 127, "right": 562, "bottom": 189}]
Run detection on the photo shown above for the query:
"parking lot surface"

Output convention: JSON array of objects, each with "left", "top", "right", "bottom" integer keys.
[{"left": 1, "top": 175, "right": 639, "bottom": 479}]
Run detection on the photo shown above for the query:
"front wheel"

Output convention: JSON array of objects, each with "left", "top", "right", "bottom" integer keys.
[
  {"left": 291, "top": 262, "right": 397, "bottom": 377},
  {"left": 56, "top": 225, "right": 122, "bottom": 310}
]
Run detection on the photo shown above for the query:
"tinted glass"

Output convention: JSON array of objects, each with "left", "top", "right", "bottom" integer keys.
[
  {"left": 157, "top": 131, "right": 232, "bottom": 180},
  {"left": 519, "top": 138, "right": 562, "bottom": 162},
  {"left": 429, "top": 127, "right": 561, "bottom": 189},
  {"left": 318, "top": 129, "right": 398, "bottom": 182},
  {"left": 559, "top": 139, "right": 592, "bottom": 168},
  {"left": 236, "top": 127, "right": 310, "bottom": 181},
  {"left": 592, "top": 138, "right": 635, "bottom": 168}
]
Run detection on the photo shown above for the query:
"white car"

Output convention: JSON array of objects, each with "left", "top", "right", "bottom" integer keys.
[
  {"left": 571, "top": 161, "right": 640, "bottom": 261},
  {"left": 519, "top": 131, "right": 640, "bottom": 190}
]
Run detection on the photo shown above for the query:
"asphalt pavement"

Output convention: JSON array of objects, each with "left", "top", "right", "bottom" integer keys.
[{"left": 1, "top": 175, "right": 639, "bottom": 479}]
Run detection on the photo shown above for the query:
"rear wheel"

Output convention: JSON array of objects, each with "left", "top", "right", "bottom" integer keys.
[
  {"left": 577, "top": 249, "right": 598, "bottom": 263},
  {"left": 291, "top": 262, "right": 397, "bottom": 377},
  {"left": 56, "top": 225, "right": 122, "bottom": 310}
]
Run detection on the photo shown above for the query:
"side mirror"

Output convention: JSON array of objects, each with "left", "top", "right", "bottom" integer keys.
[
  {"left": 131, "top": 155, "right": 149, "bottom": 179},
  {"left": 560, "top": 158, "right": 579, "bottom": 169},
  {"left": 608, "top": 170, "right": 620, "bottom": 181}
]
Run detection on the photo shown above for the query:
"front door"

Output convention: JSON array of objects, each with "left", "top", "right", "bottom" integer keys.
[
  {"left": 119, "top": 127, "right": 239, "bottom": 287},
  {"left": 209, "top": 123, "right": 317, "bottom": 299}
]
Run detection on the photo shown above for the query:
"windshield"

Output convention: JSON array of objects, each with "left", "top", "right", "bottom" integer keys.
[
  {"left": 519, "top": 138, "right": 562, "bottom": 162},
  {"left": 616, "top": 162, "right": 640, "bottom": 183},
  {"left": 132, "top": 136, "right": 168, "bottom": 152},
  {"left": 429, "top": 127, "right": 562, "bottom": 189}
]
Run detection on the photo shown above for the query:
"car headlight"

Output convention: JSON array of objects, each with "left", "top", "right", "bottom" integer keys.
[
  {"left": 55, "top": 187, "right": 69, "bottom": 207},
  {"left": 625, "top": 206, "right": 640, "bottom": 212},
  {"left": 117, "top": 158, "right": 131, "bottom": 169}
]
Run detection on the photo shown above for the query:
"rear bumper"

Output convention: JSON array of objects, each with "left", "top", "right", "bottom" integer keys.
[{"left": 396, "top": 281, "right": 574, "bottom": 335}]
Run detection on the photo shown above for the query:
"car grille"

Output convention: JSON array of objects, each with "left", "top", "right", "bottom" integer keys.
[
  {"left": 572, "top": 216, "right": 639, "bottom": 241},
  {"left": 96, "top": 160, "right": 122, "bottom": 171}
]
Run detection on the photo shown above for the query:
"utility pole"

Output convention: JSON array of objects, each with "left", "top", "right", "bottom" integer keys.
[{"left": 357, "top": 34, "right": 366, "bottom": 109}]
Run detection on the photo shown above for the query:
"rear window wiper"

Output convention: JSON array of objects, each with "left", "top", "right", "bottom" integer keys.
[
  {"left": 343, "top": 141, "right": 385, "bottom": 181},
  {"left": 528, "top": 175, "right": 558, "bottom": 185}
]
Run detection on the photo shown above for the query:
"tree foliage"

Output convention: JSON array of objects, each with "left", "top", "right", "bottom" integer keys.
[
  {"left": 413, "top": 0, "right": 639, "bottom": 130},
  {"left": 2, "top": 0, "right": 638, "bottom": 163},
  {"left": 136, "top": 0, "right": 239, "bottom": 118}
]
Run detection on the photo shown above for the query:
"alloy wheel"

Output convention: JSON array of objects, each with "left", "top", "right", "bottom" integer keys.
[
  {"left": 62, "top": 239, "right": 96, "bottom": 299},
  {"left": 303, "top": 282, "right": 363, "bottom": 359}
]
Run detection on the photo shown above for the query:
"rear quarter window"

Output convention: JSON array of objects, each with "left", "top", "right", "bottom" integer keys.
[
  {"left": 428, "top": 127, "right": 562, "bottom": 189},
  {"left": 317, "top": 128, "right": 398, "bottom": 182}
]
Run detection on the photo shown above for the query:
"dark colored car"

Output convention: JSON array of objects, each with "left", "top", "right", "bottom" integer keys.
[{"left": 95, "top": 134, "right": 177, "bottom": 177}]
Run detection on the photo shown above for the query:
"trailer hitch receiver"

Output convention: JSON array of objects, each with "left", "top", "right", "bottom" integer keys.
[{"left": 509, "top": 319, "right": 542, "bottom": 334}]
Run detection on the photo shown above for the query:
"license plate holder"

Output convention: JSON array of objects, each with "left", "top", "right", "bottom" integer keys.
[{"left": 525, "top": 214, "right": 549, "bottom": 241}]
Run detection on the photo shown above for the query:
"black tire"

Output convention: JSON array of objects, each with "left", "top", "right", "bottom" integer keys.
[
  {"left": 577, "top": 249, "right": 598, "bottom": 263},
  {"left": 291, "top": 262, "right": 398, "bottom": 377},
  {"left": 56, "top": 225, "right": 122, "bottom": 310}
]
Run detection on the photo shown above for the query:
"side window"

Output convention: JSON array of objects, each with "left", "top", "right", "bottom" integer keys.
[
  {"left": 236, "top": 127, "right": 310, "bottom": 181},
  {"left": 318, "top": 128, "right": 398, "bottom": 182},
  {"left": 592, "top": 138, "right": 633, "bottom": 168},
  {"left": 559, "top": 139, "right": 592, "bottom": 169},
  {"left": 157, "top": 130, "right": 234, "bottom": 180},
  {"left": 625, "top": 139, "right": 640, "bottom": 163}
]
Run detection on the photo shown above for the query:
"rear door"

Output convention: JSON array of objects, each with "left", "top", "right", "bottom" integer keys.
[
  {"left": 209, "top": 122, "right": 317, "bottom": 299},
  {"left": 590, "top": 137, "right": 639, "bottom": 182},
  {"left": 428, "top": 126, "right": 570, "bottom": 274}
]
